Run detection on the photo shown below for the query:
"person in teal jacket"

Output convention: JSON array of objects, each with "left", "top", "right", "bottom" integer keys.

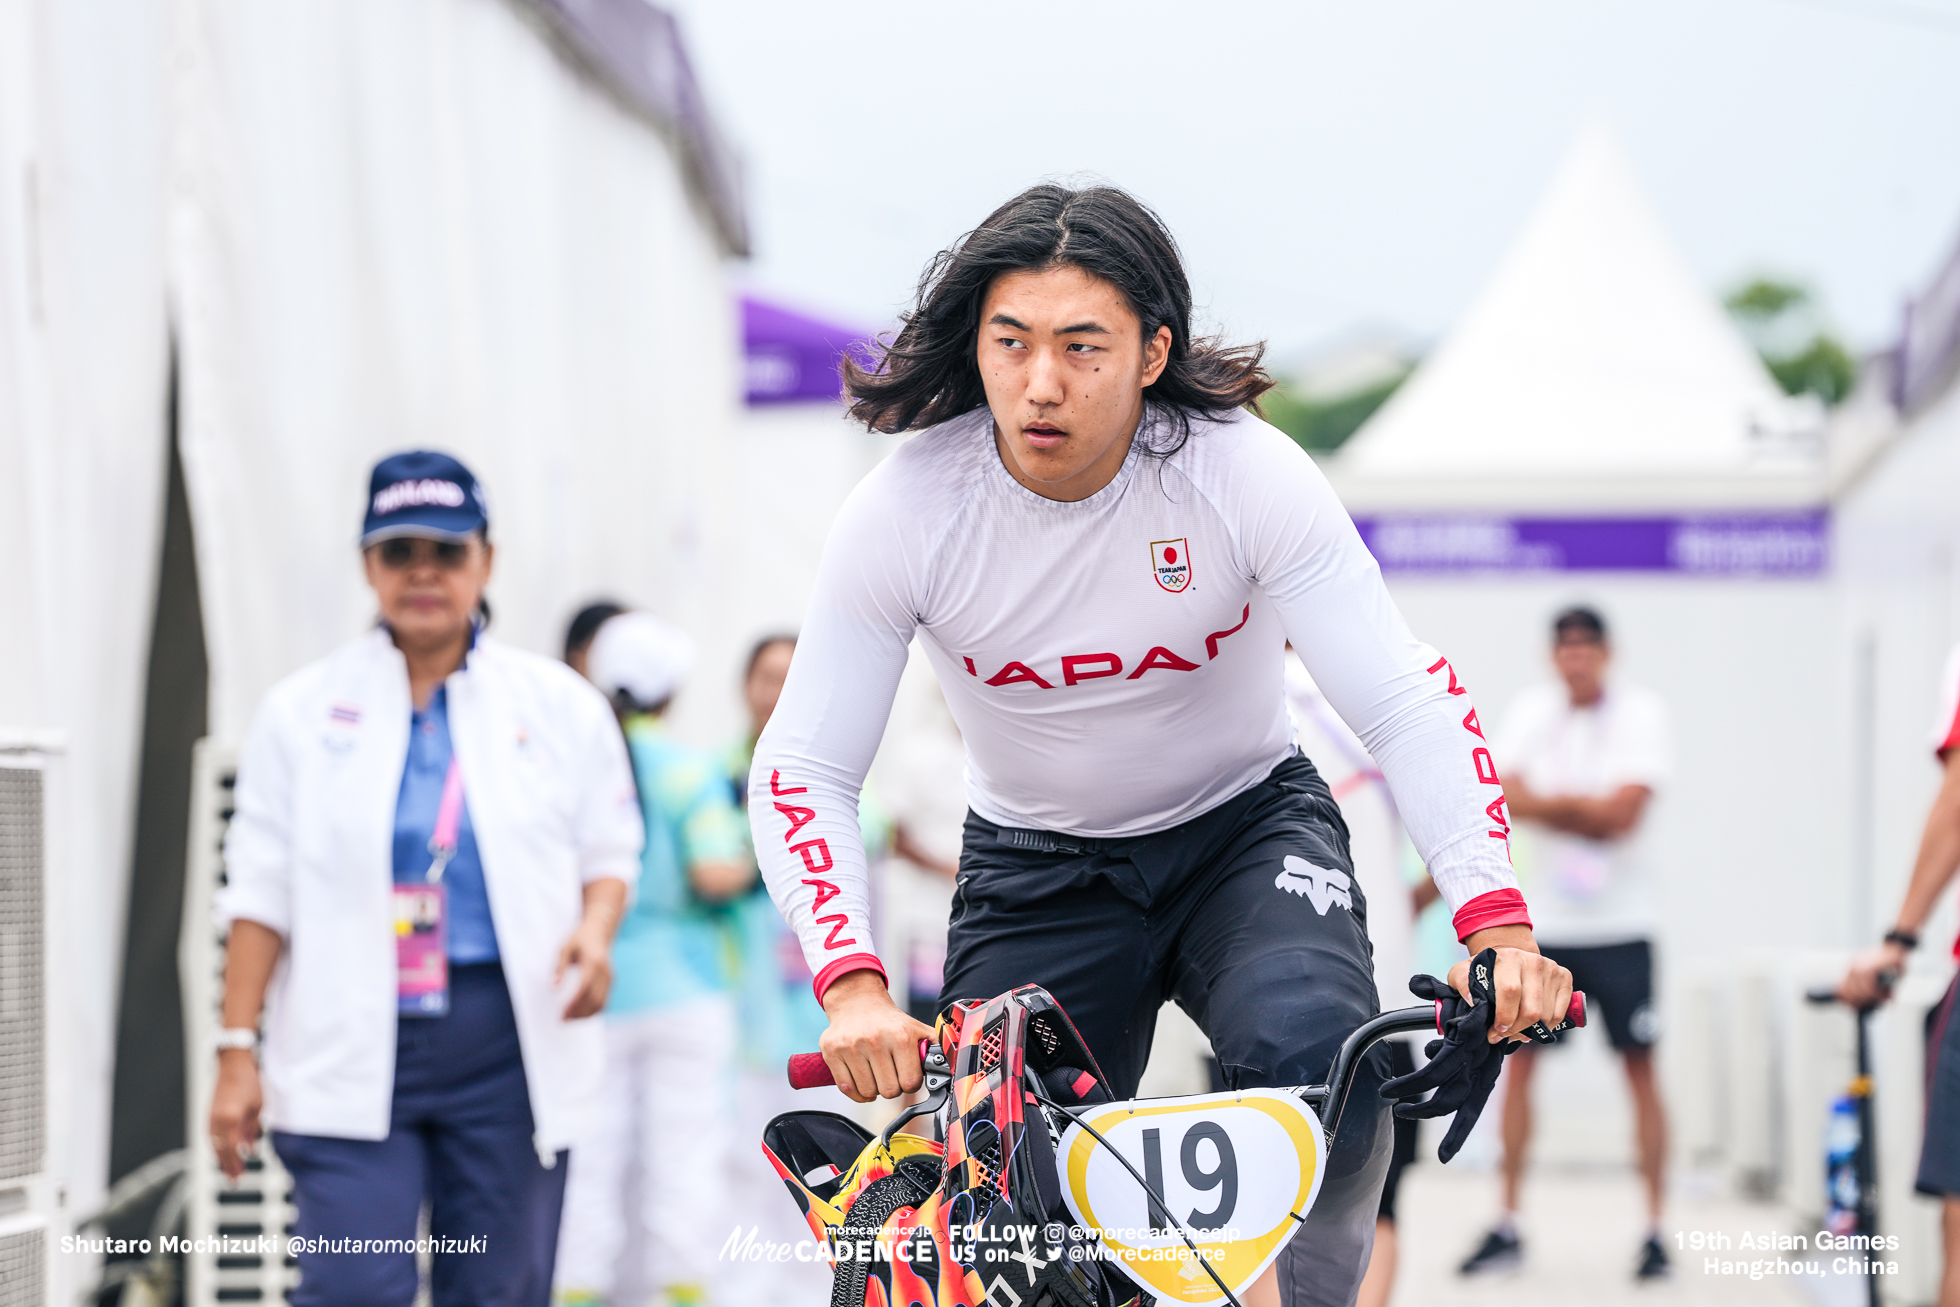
[
  {"left": 722, "top": 636, "right": 897, "bottom": 1071},
  {"left": 717, "top": 634, "right": 893, "bottom": 1303},
  {"left": 555, "top": 613, "right": 752, "bottom": 1307}
]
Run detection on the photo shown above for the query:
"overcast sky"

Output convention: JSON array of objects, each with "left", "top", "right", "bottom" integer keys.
[{"left": 663, "top": 0, "right": 1960, "bottom": 363}]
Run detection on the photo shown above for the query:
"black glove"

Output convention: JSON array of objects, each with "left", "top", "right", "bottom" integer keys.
[{"left": 1378, "top": 948, "right": 1519, "bottom": 1163}]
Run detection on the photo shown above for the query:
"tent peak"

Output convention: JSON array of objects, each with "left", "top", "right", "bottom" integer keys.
[{"left": 1333, "top": 118, "right": 1819, "bottom": 511}]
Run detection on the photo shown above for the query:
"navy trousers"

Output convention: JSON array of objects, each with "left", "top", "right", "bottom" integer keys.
[{"left": 273, "top": 963, "right": 569, "bottom": 1307}]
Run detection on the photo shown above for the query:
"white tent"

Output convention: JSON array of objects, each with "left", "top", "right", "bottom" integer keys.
[
  {"left": 1320, "top": 124, "right": 1850, "bottom": 1182},
  {"left": 1334, "top": 121, "right": 1820, "bottom": 513},
  {"left": 0, "top": 2, "right": 746, "bottom": 1282}
]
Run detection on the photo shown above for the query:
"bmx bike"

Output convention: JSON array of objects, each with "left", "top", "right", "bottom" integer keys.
[{"left": 767, "top": 984, "right": 1585, "bottom": 1307}]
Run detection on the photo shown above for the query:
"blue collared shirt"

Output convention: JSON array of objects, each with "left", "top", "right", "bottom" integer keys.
[{"left": 392, "top": 685, "right": 499, "bottom": 963}]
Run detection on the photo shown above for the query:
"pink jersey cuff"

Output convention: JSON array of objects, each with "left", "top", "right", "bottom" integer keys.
[
  {"left": 1452, "top": 888, "right": 1533, "bottom": 942},
  {"left": 812, "top": 953, "right": 889, "bottom": 1005}
]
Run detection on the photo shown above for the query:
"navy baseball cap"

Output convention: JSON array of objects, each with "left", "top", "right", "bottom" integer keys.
[{"left": 361, "top": 451, "right": 489, "bottom": 546}]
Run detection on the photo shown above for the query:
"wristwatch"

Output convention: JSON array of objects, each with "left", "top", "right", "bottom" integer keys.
[
  {"left": 214, "top": 1027, "right": 259, "bottom": 1052},
  {"left": 1883, "top": 928, "right": 1920, "bottom": 951}
]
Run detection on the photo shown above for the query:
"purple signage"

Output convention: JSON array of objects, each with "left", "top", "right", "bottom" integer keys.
[
  {"left": 743, "top": 297, "right": 879, "bottom": 405},
  {"left": 1352, "top": 512, "right": 1828, "bottom": 575}
]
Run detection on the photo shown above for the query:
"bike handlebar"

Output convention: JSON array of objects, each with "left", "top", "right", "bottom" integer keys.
[
  {"left": 1311, "top": 990, "right": 1588, "bottom": 1141},
  {"left": 785, "top": 1053, "right": 832, "bottom": 1091},
  {"left": 1432, "top": 990, "right": 1586, "bottom": 1036},
  {"left": 784, "top": 991, "right": 1588, "bottom": 1112},
  {"left": 1807, "top": 970, "right": 1896, "bottom": 1011},
  {"left": 787, "top": 1039, "right": 932, "bottom": 1091}
]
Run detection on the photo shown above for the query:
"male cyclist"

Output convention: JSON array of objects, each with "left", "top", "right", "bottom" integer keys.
[{"left": 750, "top": 183, "right": 1570, "bottom": 1307}]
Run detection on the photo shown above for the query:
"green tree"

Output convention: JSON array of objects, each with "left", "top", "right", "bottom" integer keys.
[
  {"left": 1259, "top": 373, "right": 1407, "bottom": 453},
  {"left": 1725, "top": 278, "right": 1857, "bottom": 406}
]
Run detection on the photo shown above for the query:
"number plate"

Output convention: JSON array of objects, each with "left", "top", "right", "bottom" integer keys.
[{"left": 1056, "top": 1090, "right": 1325, "bottom": 1305}]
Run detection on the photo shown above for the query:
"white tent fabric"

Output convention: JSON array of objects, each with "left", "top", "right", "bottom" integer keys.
[
  {"left": 173, "top": 0, "right": 741, "bottom": 745},
  {"left": 2, "top": 0, "right": 741, "bottom": 1240},
  {"left": 1333, "top": 122, "right": 1820, "bottom": 512},
  {"left": 0, "top": 0, "right": 173, "bottom": 1228}
]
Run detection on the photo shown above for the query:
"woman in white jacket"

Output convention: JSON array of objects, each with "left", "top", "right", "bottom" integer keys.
[{"left": 206, "top": 451, "right": 644, "bottom": 1307}]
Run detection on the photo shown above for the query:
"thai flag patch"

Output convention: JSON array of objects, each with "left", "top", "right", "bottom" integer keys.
[{"left": 329, "top": 703, "right": 362, "bottom": 725}]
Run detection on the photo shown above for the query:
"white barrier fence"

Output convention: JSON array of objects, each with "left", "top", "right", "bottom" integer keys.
[
  {"left": 1667, "top": 951, "right": 1952, "bottom": 1307},
  {"left": 178, "top": 740, "right": 299, "bottom": 1307}
]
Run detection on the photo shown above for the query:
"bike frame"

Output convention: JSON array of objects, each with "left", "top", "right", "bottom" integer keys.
[
  {"left": 1292, "top": 1002, "right": 1439, "bottom": 1142},
  {"left": 782, "top": 994, "right": 1576, "bottom": 1307}
]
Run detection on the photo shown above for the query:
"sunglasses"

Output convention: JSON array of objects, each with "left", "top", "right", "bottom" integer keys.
[{"left": 375, "top": 537, "right": 472, "bottom": 570}]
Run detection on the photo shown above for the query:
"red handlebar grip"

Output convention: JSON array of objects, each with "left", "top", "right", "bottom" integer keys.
[
  {"left": 787, "top": 1053, "right": 835, "bottom": 1090},
  {"left": 787, "top": 1039, "right": 933, "bottom": 1091}
]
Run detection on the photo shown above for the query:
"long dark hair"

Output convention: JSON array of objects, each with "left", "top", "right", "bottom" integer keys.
[{"left": 843, "top": 183, "right": 1272, "bottom": 455}]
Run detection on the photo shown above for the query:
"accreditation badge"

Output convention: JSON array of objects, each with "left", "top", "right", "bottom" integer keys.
[
  {"left": 1550, "top": 840, "right": 1612, "bottom": 902},
  {"left": 394, "top": 883, "right": 449, "bottom": 1016}
]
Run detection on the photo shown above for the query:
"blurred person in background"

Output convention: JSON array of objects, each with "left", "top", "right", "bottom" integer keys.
[
  {"left": 734, "top": 634, "right": 797, "bottom": 771},
  {"left": 1838, "top": 645, "right": 1960, "bottom": 1307},
  {"left": 872, "top": 653, "right": 967, "bottom": 1026},
  {"left": 1284, "top": 648, "right": 1440, "bottom": 1307},
  {"left": 721, "top": 635, "right": 893, "bottom": 1034},
  {"left": 724, "top": 636, "right": 830, "bottom": 1055},
  {"left": 208, "top": 451, "right": 641, "bottom": 1307},
  {"left": 724, "top": 640, "right": 953, "bottom": 1042},
  {"left": 556, "top": 611, "right": 754, "bottom": 1307},
  {"left": 720, "top": 634, "right": 859, "bottom": 1302},
  {"left": 1462, "top": 605, "right": 1672, "bottom": 1281},
  {"left": 563, "top": 600, "right": 625, "bottom": 678}
]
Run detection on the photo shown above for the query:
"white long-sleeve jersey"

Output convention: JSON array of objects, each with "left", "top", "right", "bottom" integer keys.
[{"left": 751, "top": 407, "right": 1530, "bottom": 999}]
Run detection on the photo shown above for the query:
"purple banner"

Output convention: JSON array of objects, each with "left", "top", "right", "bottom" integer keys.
[
  {"left": 743, "top": 297, "right": 878, "bottom": 405},
  {"left": 1352, "top": 512, "right": 1828, "bottom": 575}
]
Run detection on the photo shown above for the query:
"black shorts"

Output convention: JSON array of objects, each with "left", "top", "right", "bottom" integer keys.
[
  {"left": 940, "top": 751, "right": 1393, "bottom": 1306},
  {"left": 1537, "top": 939, "right": 1657, "bottom": 1052},
  {"left": 1918, "top": 973, "right": 1960, "bottom": 1197}
]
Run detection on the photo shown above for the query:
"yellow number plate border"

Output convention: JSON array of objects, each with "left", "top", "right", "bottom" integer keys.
[{"left": 1057, "top": 1088, "right": 1327, "bottom": 1304}]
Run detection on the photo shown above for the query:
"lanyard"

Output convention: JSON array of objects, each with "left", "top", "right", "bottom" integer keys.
[{"left": 425, "top": 756, "right": 465, "bottom": 883}]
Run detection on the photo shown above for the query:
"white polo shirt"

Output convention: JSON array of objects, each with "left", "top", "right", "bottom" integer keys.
[{"left": 1493, "top": 679, "right": 1671, "bottom": 947}]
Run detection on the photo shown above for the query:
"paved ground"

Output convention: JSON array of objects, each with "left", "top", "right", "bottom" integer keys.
[{"left": 1387, "top": 1163, "right": 1844, "bottom": 1307}]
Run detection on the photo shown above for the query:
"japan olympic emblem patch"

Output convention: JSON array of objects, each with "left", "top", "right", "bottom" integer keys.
[{"left": 1150, "top": 538, "right": 1192, "bottom": 593}]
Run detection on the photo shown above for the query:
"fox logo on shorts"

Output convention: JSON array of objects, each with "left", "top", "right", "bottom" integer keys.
[{"left": 1275, "top": 855, "right": 1352, "bottom": 915}]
